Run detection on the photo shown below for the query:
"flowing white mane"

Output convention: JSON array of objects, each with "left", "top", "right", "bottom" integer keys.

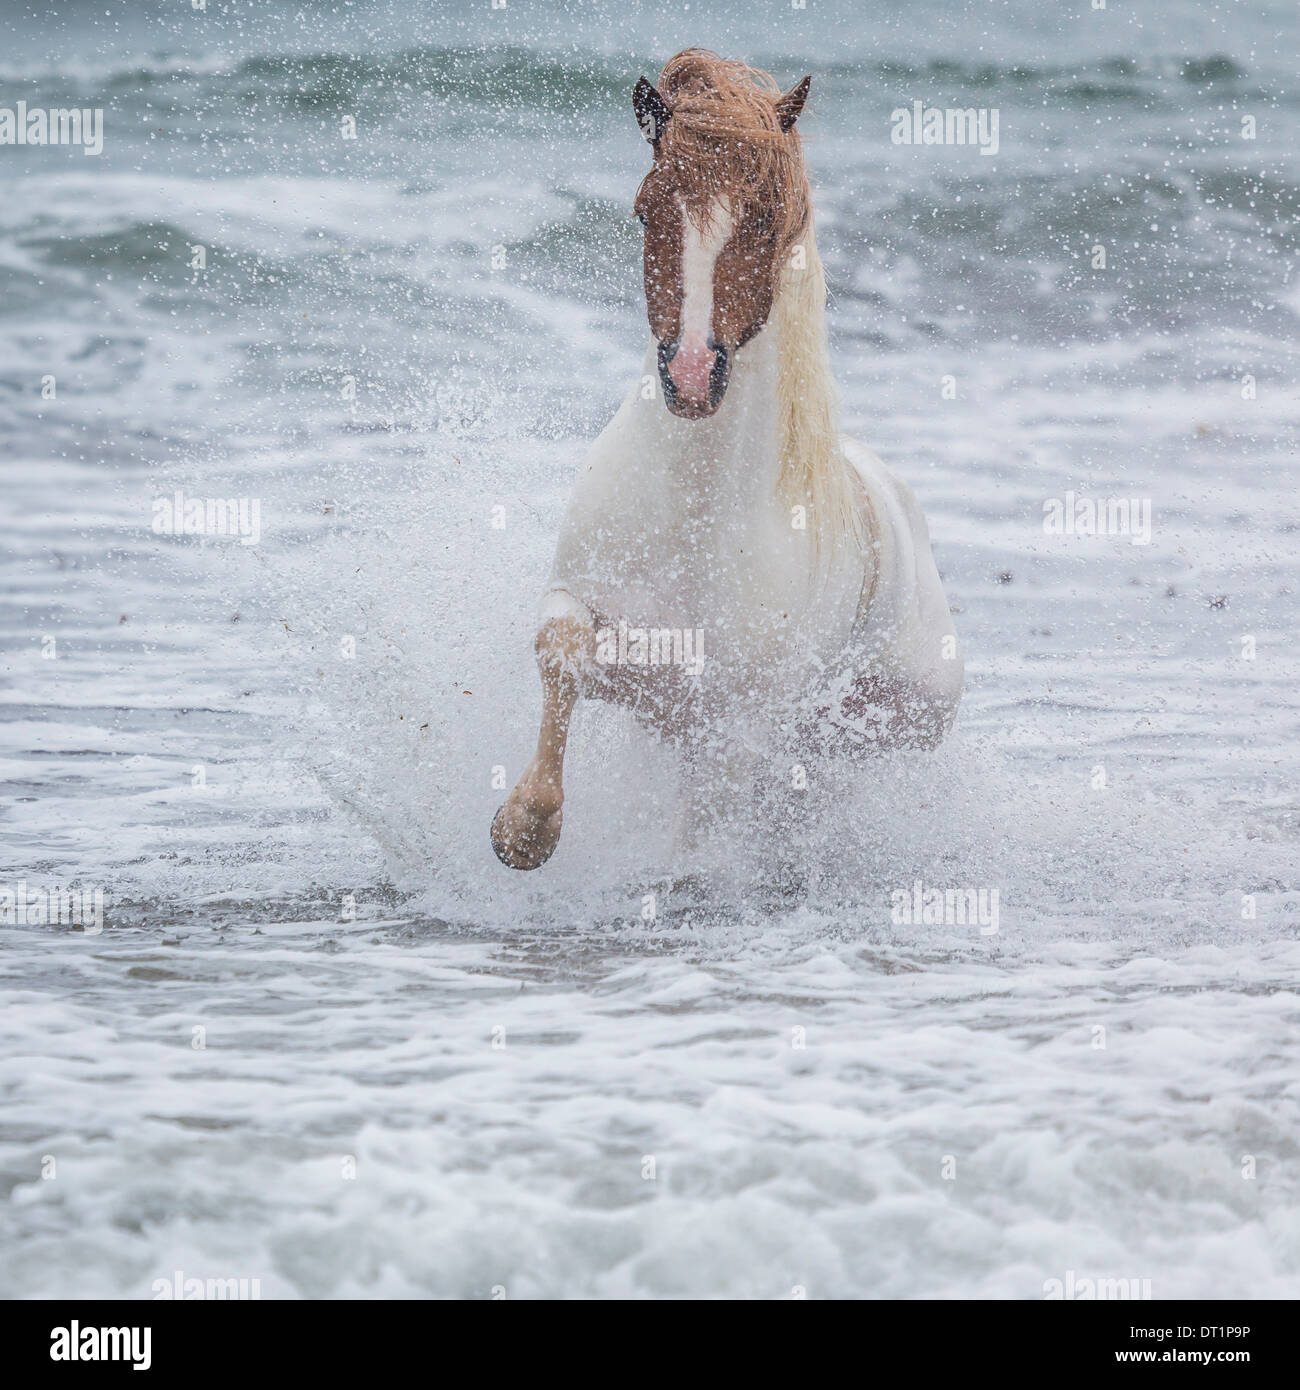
[{"left": 773, "top": 217, "right": 861, "bottom": 558}]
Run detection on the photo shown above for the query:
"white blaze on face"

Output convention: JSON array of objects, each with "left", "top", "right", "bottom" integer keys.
[{"left": 670, "top": 196, "right": 733, "bottom": 402}]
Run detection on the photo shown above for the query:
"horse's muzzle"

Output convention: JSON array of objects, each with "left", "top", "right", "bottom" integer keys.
[{"left": 657, "top": 338, "right": 730, "bottom": 418}]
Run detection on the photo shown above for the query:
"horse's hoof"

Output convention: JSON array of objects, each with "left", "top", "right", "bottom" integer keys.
[{"left": 490, "top": 802, "right": 562, "bottom": 870}]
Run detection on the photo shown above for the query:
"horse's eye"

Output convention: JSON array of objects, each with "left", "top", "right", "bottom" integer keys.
[{"left": 636, "top": 212, "right": 649, "bottom": 228}]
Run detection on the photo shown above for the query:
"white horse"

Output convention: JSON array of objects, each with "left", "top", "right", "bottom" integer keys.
[{"left": 492, "top": 50, "right": 962, "bottom": 870}]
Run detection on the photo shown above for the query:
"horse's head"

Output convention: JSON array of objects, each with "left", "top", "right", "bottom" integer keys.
[{"left": 632, "top": 50, "right": 811, "bottom": 420}]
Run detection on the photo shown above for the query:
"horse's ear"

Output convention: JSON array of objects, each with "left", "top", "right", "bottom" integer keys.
[
  {"left": 633, "top": 77, "right": 671, "bottom": 144},
  {"left": 776, "top": 75, "right": 811, "bottom": 132}
]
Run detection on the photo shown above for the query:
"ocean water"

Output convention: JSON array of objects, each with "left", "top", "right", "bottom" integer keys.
[{"left": 2, "top": 0, "right": 1298, "bottom": 1298}]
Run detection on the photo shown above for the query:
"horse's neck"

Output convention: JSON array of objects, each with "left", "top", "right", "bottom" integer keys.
[{"left": 627, "top": 325, "right": 785, "bottom": 519}]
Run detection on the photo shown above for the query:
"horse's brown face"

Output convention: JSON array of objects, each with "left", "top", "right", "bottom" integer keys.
[
  {"left": 632, "top": 73, "right": 810, "bottom": 420},
  {"left": 633, "top": 169, "right": 777, "bottom": 419}
]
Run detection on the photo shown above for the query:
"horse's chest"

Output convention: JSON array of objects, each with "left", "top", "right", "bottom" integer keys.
[{"left": 620, "top": 512, "right": 807, "bottom": 634}]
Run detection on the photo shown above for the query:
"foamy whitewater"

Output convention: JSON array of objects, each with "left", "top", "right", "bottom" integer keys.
[{"left": 1, "top": 0, "right": 1298, "bottom": 1298}]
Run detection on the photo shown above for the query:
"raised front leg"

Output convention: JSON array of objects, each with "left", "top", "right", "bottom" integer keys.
[{"left": 490, "top": 615, "right": 593, "bottom": 870}]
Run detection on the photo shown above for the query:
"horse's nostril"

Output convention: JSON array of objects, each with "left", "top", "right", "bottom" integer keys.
[{"left": 707, "top": 343, "right": 730, "bottom": 406}]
